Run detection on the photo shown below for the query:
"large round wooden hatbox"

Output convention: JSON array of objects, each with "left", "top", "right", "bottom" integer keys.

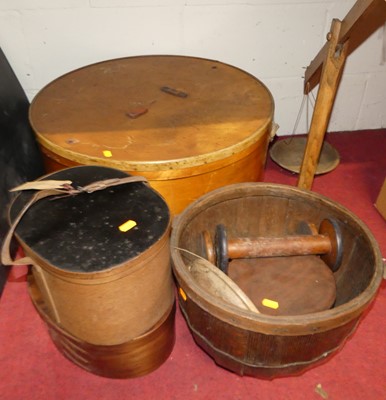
[
  {"left": 171, "top": 183, "right": 383, "bottom": 378},
  {"left": 28, "top": 55, "right": 274, "bottom": 214},
  {"left": 9, "top": 165, "right": 175, "bottom": 378}
]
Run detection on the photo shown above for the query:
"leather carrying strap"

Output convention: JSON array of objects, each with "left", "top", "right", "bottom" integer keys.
[{"left": 1, "top": 175, "right": 148, "bottom": 267}]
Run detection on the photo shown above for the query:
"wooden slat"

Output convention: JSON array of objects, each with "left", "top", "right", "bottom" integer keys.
[
  {"left": 298, "top": 19, "right": 349, "bottom": 189},
  {"left": 304, "top": 0, "right": 386, "bottom": 93}
]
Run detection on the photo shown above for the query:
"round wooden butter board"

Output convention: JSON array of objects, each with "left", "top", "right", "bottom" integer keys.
[
  {"left": 29, "top": 55, "right": 274, "bottom": 213},
  {"left": 227, "top": 255, "right": 336, "bottom": 316}
]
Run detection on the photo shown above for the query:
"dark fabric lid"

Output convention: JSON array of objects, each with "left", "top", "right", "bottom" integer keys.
[{"left": 10, "top": 166, "right": 170, "bottom": 273}]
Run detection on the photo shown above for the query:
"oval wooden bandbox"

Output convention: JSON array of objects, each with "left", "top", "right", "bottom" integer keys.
[
  {"left": 29, "top": 55, "right": 274, "bottom": 214},
  {"left": 171, "top": 183, "right": 383, "bottom": 378},
  {"left": 9, "top": 165, "right": 175, "bottom": 378}
]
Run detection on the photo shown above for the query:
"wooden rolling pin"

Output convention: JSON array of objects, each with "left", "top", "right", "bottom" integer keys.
[{"left": 201, "top": 218, "right": 343, "bottom": 274}]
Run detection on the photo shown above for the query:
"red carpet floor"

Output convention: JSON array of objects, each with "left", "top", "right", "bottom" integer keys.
[{"left": 1, "top": 129, "right": 385, "bottom": 400}]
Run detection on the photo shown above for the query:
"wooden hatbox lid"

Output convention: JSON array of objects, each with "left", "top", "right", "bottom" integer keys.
[{"left": 29, "top": 55, "right": 274, "bottom": 172}]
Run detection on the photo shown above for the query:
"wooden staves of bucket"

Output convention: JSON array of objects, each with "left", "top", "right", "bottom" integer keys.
[
  {"left": 28, "top": 55, "right": 274, "bottom": 215},
  {"left": 171, "top": 183, "right": 384, "bottom": 378},
  {"left": 4, "top": 165, "right": 175, "bottom": 378}
]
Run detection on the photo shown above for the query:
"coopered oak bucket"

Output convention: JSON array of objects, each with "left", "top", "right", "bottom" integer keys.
[
  {"left": 7, "top": 165, "right": 175, "bottom": 378},
  {"left": 171, "top": 183, "right": 383, "bottom": 378}
]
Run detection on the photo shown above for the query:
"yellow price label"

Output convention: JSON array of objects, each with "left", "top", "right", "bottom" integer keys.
[
  {"left": 262, "top": 298, "right": 279, "bottom": 309},
  {"left": 118, "top": 220, "right": 137, "bottom": 232},
  {"left": 179, "top": 287, "right": 187, "bottom": 301}
]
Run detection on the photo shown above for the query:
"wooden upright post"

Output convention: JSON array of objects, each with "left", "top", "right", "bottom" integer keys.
[
  {"left": 297, "top": 19, "right": 349, "bottom": 190},
  {"left": 297, "top": 0, "right": 386, "bottom": 190}
]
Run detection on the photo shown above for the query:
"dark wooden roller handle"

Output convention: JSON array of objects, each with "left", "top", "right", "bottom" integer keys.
[
  {"left": 211, "top": 218, "right": 343, "bottom": 274},
  {"left": 227, "top": 234, "right": 332, "bottom": 259}
]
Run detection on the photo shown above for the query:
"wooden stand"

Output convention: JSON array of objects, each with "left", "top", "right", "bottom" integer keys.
[{"left": 298, "top": 0, "right": 386, "bottom": 190}]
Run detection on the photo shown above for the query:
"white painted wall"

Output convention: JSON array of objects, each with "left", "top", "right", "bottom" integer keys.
[{"left": 0, "top": 0, "right": 385, "bottom": 135}]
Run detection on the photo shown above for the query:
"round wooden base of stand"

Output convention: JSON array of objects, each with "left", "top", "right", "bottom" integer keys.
[{"left": 28, "top": 272, "right": 176, "bottom": 379}]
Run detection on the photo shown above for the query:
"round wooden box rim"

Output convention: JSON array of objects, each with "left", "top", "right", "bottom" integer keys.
[
  {"left": 29, "top": 55, "right": 274, "bottom": 172},
  {"left": 171, "top": 182, "right": 384, "bottom": 334},
  {"left": 10, "top": 165, "right": 170, "bottom": 274}
]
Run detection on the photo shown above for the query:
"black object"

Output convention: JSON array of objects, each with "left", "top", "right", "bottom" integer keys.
[
  {"left": 215, "top": 224, "right": 229, "bottom": 274},
  {"left": 319, "top": 217, "right": 344, "bottom": 272},
  {"left": 10, "top": 166, "right": 170, "bottom": 273},
  {"left": 0, "top": 48, "right": 44, "bottom": 294}
]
